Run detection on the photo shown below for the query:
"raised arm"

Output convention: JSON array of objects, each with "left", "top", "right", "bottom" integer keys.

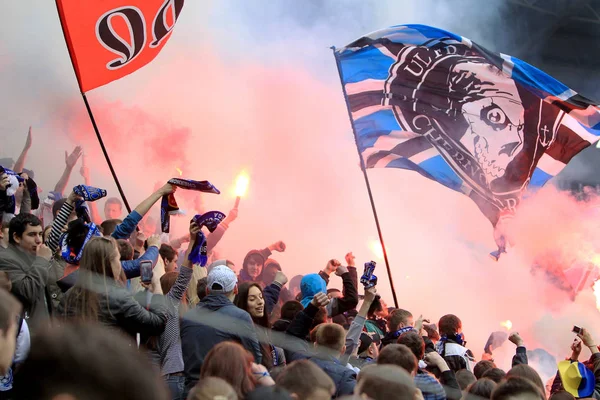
[
  {"left": 342, "top": 286, "right": 377, "bottom": 363},
  {"left": 111, "top": 183, "right": 175, "bottom": 240},
  {"left": 330, "top": 264, "right": 359, "bottom": 317},
  {"left": 509, "top": 332, "right": 528, "bottom": 367},
  {"left": 13, "top": 127, "right": 32, "bottom": 173},
  {"left": 79, "top": 157, "right": 101, "bottom": 225},
  {"left": 167, "top": 220, "right": 199, "bottom": 301},
  {"left": 45, "top": 191, "right": 80, "bottom": 253},
  {"left": 54, "top": 147, "right": 83, "bottom": 195}
]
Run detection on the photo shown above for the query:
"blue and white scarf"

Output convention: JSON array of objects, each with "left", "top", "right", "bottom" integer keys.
[{"left": 188, "top": 211, "right": 226, "bottom": 266}]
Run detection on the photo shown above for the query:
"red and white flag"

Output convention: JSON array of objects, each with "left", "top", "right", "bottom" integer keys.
[{"left": 56, "top": 0, "right": 184, "bottom": 92}]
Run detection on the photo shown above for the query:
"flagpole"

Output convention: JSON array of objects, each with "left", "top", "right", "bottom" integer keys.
[
  {"left": 55, "top": 1, "right": 132, "bottom": 214},
  {"left": 331, "top": 46, "right": 399, "bottom": 309},
  {"left": 81, "top": 93, "right": 132, "bottom": 214}
]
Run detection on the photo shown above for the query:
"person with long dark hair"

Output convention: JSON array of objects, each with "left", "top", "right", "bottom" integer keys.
[
  {"left": 59, "top": 236, "right": 167, "bottom": 338},
  {"left": 235, "top": 282, "right": 286, "bottom": 370}
]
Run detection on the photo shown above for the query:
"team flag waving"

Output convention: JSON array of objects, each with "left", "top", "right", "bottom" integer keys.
[
  {"left": 56, "top": 0, "right": 184, "bottom": 92},
  {"left": 334, "top": 24, "right": 600, "bottom": 233}
]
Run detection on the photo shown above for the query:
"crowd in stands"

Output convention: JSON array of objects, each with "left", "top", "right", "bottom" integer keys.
[{"left": 0, "top": 131, "right": 599, "bottom": 400}]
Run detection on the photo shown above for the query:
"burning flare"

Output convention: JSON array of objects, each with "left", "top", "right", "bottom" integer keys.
[
  {"left": 500, "top": 320, "right": 513, "bottom": 330},
  {"left": 234, "top": 171, "right": 250, "bottom": 197},
  {"left": 175, "top": 167, "right": 183, "bottom": 176},
  {"left": 369, "top": 240, "right": 384, "bottom": 260}
]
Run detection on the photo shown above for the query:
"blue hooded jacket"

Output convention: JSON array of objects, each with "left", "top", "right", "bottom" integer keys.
[{"left": 300, "top": 274, "right": 327, "bottom": 308}]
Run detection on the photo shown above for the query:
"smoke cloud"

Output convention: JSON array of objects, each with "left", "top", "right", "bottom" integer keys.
[{"left": 2, "top": 0, "right": 599, "bottom": 375}]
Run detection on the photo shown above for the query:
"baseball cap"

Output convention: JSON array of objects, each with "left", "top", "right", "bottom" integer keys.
[
  {"left": 358, "top": 332, "right": 381, "bottom": 355},
  {"left": 208, "top": 264, "right": 237, "bottom": 293}
]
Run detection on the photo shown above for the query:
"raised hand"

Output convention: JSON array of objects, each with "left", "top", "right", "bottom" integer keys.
[
  {"left": 269, "top": 241, "right": 286, "bottom": 253},
  {"left": 509, "top": 332, "right": 525, "bottom": 347},
  {"left": 345, "top": 252, "right": 356, "bottom": 267},
  {"left": 324, "top": 259, "right": 341, "bottom": 275},
  {"left": 65, "top": 146, "right": 83, "bottom": 169},
  {"left": 146, "top": 234, "right": 161, "bottom": 249},
  {"left": 25, "top": 127, "right": 32, "bottom": 149},
  {"left": 311, "top": 292, "right": 330, "bottom": 308},
  {"left": 0, "top": 175, "right": 9, "bottom": 191},
  {"left": 273, "top": 271, "right": 288, "bottom": 287},
  {"left": 335, "top": 264, "right": 349, "bottom": 276}
]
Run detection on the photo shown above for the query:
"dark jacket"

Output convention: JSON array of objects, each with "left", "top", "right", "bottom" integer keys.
[
  {"left": 0, "top": 244, "right": 49, "bottom": 331},
  {"left": 436, "top": 339, "right": 475, "bottom": 373},
  {"left": 58, "top": 279, "right": 168, "bottom": 338},
  {"left": 239, "top": 248, "right": 272, "bottom": 284},
  {"left": 318, "top": 267, "right": 359, "bottom": 317},
  {"left": 310, "top": 354, "right": 356, "bottom": 398},
  {"left": 180, "top": 294, "right": 262, "bottom": 391},
  {"left": 46, "top": 257, "right": 66, "bottom": 314}
]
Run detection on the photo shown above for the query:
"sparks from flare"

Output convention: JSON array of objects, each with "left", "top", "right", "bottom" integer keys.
[
  {"left": 175, "top": 167, "right": 183, "bottom": 176},
  {"left": 369, "top": 240, "right": 384, "bottom": 260},
  {"left": 500, "top": 320, "right": 513, "bottom": 330}
]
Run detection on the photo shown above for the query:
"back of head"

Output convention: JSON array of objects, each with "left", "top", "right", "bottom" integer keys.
[
  {"left": 280, "top": 300, "right": 304, "bottom": 321},
  {"left": 246, "top": 386, "right": 294, "bottom": 400},
  {"left": 398, "top": 330, "right": 425, "bottom": 360},
  {"left": 9, "top": 212, "right": 41, "bottom": 244},
  {"left": 357, "top": 364, "right": 416, "bottom": 400},
  {"left": 13, "top": 322, "right": 168, "bottom": 400},
  {"left": 491, "top": 376, "right": 545, "bottom": 400},
  {"left": 466, "top": 378, "right": 497, "bottom": 400},
  {"left": 187, "top": 376, "right": 238, "bottom": 400},
  {"left": 208, "top": 265, "right": 238, "bottom": 296},
  {"left": 549, "top": 391, "right": 575, "bottom": 400},
  {"left": 100, "top": 219, "right": 122, "bottom": 237},
  {"left": 289, "top": 274, "right": 303, "bottom": 292},
  {"left": 197, "top": 277, "right": 208, "bottom": 301},
  {"left": 159, "top": 243, "right": 176, "bottom": 262},
  {"left": 300, "top": 274, "right": 327, "bottom": 299},
  {"left": 483, "top": 368, "right": 507, "bottom": 384},
  {"left": 66, "top": 218, "right": 91, "bottom": 256},
  {"left": 201, "top": 341, "right": 255, "bottom": 399},
  {"left": 474, "top": 360, "right": 497, "bottom": 379},
  {"left": 456, "top": 369, "right": 477, "bottom": 390},
  {"left": 507, "top": 364, "right": 545, "bottom": 395},
  {"left": 117, "top": 239, "right": 133, "bottom": 261},
  {"left": 377, "top": 344, "right": 418, "bottom": 375},
  {"left": 276, "top": 359, "right": 335, "bottom": 400},
  {"left": 1, "top": 212, "right": 13, "bottom": 230},
  {"left": 78, "top": 236, "right": 118, "bottom": 278},
  {"left": 314, "top": 323, "right": 346, "bottom": 354},
  {"left": 388, "top": 309, "right": 413, "bottom": 331},
  {"left": 438, "top": 314, "right": 462, "bottom": 336},
  {"left": 160, "top": 271, "right": 179, "bottom": 295}
]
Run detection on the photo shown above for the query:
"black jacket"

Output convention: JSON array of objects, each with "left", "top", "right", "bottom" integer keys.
[
  {"left": 58, "top": 279, "right": 168, "bottom": 338},
  {"left": 180, "top": 294, "right": 262, "bottom": 391}
]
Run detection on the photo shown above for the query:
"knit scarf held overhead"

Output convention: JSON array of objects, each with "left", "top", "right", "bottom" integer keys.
[
  {"left": 188, "top": 211, "right": 226, "bottom": 266},
  {"left": 161, "top": 178, "right": 220, "bottom": 233},
  {"left": 59, "top": 185, "right": 107, "bottom": 264}
]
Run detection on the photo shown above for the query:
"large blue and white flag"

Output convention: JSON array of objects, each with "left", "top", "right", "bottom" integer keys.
[{"left": 335, "top": 24, "right": 600, "bottom": 228}]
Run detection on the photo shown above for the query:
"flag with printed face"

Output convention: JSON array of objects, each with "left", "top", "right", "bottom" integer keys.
[
  {"left": 334, "top": 24, "right": 600, "bottom": 228},
  {"left": 56, "top": 0, "right": 184, "bottom": 92}
]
